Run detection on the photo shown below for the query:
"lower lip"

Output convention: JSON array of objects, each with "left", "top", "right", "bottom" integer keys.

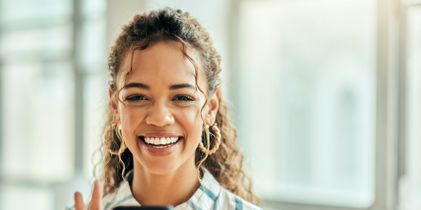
[{"left": 138, "top": 138, "right": 182, "bottom": 156}]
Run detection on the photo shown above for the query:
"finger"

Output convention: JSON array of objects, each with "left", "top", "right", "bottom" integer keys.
[
  {"left": 88, "top": 180, "right": 103, "bottom": 210},
  {"left": 74, "top": 192, "right": 85, "bottom": 210}
]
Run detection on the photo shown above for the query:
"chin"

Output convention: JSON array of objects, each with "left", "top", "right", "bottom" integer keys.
[
  {"left": 142, "top": 160, "right": 182, "bottom": 175},
  {"left": 135, "top": 153, "right": 197, "bottom": 177}
]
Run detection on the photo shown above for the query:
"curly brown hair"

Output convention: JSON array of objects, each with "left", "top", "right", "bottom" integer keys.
[{"left": 100, "top": 7, "right": 259, "bottom": 205}]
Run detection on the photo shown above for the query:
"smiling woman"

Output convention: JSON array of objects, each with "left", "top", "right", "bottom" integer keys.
[
  {"left": 70, "top": 7, "right": 260, "bottom": 210},
  {"left": 113, "top": 41, "right": 211, "bottom": 179}
]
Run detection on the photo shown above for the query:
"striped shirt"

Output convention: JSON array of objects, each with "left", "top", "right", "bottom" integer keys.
[{"left": 101, "top": 170, "right": 261, "bottom": 210}]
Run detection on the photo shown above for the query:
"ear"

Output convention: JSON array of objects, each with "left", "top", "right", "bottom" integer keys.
[
  {"left": 206, "top": 88, "right": 221, "bottom": 125},
  {"left": 109, "top": 87, "right": 120, "bottom": 124}
]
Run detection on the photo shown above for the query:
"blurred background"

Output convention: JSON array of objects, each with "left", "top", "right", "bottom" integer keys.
[{"left": 0, "top": 0, "right": 420, "bottom": 210}]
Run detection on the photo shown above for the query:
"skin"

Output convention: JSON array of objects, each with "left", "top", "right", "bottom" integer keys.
[{"left": 74, "top": 40, "right": 221, "bottom": 209}]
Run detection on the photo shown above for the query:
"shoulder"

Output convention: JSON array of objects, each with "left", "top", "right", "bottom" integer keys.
[
  {"left": 102, "top": 180, "right": 139, "bottom": 210},
  {"left": 199, "top": 170, "right": 261, "bottom": 210},
  {"left": 217, "top": 188, "right": 262, "bottom": 210}
]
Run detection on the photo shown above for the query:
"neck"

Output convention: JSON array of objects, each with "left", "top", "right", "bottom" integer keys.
[{"left": 130, "top": 160, "right": 200, "bottom": 206}]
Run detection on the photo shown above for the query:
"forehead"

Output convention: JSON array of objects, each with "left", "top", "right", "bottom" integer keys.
[{"left": 118, "top": 41, "right": 205, "bottom": 88}]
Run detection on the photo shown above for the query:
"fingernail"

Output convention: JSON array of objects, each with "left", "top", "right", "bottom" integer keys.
[{"left": 74, "top": 191, "right": 80, "bottom": 199}]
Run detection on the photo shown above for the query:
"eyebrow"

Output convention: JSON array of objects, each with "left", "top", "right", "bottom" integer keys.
[
  {"left": 169, "top": 83, "right": 196, "bottom": 90},
  {"left": 123, "top": 82, "right": 197, "bottom": 90},
  {"left": 123, "top": 82, "right": 150, "bottom": 89}
]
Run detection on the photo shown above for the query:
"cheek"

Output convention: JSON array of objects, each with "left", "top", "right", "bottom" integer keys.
[
  {"left": 118, "top": 106, "right": 143, "bottom": 130},
  {"left": 176, "top": 107, "right": 204, "bottom": 139}
]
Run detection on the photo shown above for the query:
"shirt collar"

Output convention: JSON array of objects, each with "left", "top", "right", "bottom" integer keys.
[{"left": 109, "top": 169, "right": 222, "bottom": 208}]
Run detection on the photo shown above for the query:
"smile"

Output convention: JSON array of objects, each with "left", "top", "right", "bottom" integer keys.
[{"left": 139, "top": 136, "right": 182, "bottom": 146}]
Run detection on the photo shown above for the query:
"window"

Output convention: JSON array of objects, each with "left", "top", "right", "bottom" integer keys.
[
  {"left": 0, "top": 0, "right": 106, "bottom": 209},
  {"left": 399, "top": 4, "right": 421, "bottom": 210},
  {"left": 1, "top": 1, "right": 419, "bottom": 210},
  {"left": 235, "top": 0, "right": 376, "bottom": 208}
]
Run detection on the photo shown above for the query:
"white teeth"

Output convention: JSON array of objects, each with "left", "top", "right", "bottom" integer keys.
[{"left": 143, "top": 136, "right": 179, "bottom": 145}]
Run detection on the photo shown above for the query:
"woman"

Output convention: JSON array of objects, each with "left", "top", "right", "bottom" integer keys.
[{"left": 73, "top": 7, "right": 260, "bottom": 210}]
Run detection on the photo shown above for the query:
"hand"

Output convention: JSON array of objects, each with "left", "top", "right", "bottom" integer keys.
[{"left": 74, "top": 180, "right": 103, "bottom": 210}]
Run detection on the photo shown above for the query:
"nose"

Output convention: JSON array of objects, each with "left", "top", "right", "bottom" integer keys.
[{"left": 145, "top": 103, "right": 175, "bottom": 127}]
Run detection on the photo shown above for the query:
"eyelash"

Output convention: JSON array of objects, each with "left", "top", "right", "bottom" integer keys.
[
  {"left": 173, "top": 95, "right": 194, "bottom": 102},
  {"left": 125, "top": 94, "right": 148, "bottom": 101}
]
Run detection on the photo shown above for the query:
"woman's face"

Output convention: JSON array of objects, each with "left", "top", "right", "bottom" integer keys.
[{"left": 112, "top": 41, "right": 219, "bottom": 175}]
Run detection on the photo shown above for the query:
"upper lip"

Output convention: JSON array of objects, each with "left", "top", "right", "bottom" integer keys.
[{"left": 140, "top": 133, "right": 182, "bottom": 138}]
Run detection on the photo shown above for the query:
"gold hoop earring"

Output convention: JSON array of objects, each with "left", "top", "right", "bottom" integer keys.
[
  {"left": 199, "top": 123, "right": 221, "bottom": 155},
  {"left": 114, "top": 125, "right": 123, "bottom": 141}
]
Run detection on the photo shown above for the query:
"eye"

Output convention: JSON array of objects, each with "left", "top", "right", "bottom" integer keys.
[
  {"left": 173, "top": 95, "right": 195, "bottom": 102},
  {"left": 125, "top": 94, "right": 148, "bottom": 102}
]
